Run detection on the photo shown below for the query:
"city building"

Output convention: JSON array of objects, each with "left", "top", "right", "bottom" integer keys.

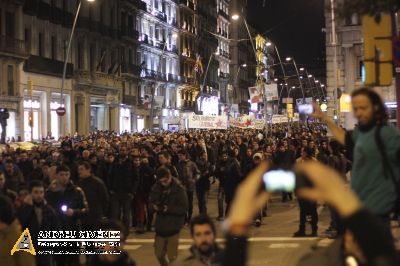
[
  {"left": 324, "top": 0, "right": 398, "bottom": 128},
  {"left": 215, "top": 0, "right": 231, "bottom": 107},
  {"left": 196, "top": 0, "right": 219, "bottom": 116},
  {"left": 0, "top": 0, "right": 27, "bottom": 141},
  {"left": 134, "top": 0, "right": 180, "bottom": 131}
]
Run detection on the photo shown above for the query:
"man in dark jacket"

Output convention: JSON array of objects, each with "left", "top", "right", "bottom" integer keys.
[
  {"left": 45, "top": 164, "right": 89, "bottom": 266},
  {"left": 0, "top": 171, "right": 17, "bottom": 203},
  {"left": 77, "top": 161, "right": 109, "bottom": 229},
  {"left": 139, "top": 156, "right": 156, "bottom": 232},
  {"left": 17, "top": 151, "right": 34, "bottom": 181},
  {"left": 150, "top": 167, "right": 188, "bottom": 266},
  {"left": 109, "top": 147, "right": 135, "bottom": 228},
  {"left": 17, "top": 180, "right": 60, "bottom": 266},
  {"left": 177, "top": 150, "right": 200, "bottom": 223},
  {"left": 195, "top": 151, "right": 212, "bottom": 215}
]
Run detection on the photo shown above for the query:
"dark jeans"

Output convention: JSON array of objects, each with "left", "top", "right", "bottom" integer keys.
[
  {"left": 110, "top": 192, "right": 132, "bottom": 228},
  {"left": 0, "top": 124, "right": 5, "bottom": 144},
  {"left": 218, "top": 185, "right": 225, "bottom": 218},
  {"left": 196, "top": 188, "right": 207, "bottom": 214},
  {"left": 186, "top": 191, "right": 194, "bottom": 222},
  {"left": 298, "top": 199, "right": 318, "bottom": 232},
  {"left": 224, "top": 188, "right": 235, "bottom": 216}
]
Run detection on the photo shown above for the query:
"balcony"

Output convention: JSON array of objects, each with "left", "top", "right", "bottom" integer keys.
[
  {"left": 218, "top": 10, "right": 229, "bottom": 21},
  {"left": 121, "top": 28, "right": 140, "bottom": 41},
  {"left": 24, "top": 55, "right": 73, "bottom": 78},
  {"left": 37, "top": 1, "right": 50, "bottom": 20},
  {"left": 49, "top": 6, "right": 63, "bottom": 25},
  {"left": 121, "top": 63, "right": 141, "bottom": 76},
  {"left": 0, "top": 35, "right": 28, "bottom": 59},
  {"left": 23, "top": 0, "right": 39, "bottom": 16},
  {"left": 129, "top": 0, "right": 147, "bottom": 11},
  {"left": 179, "top": 0, "right": 195, "bottom": 11},
  {"left": 142, "top": 68, "right": 167, "bottom": 82},
  {"left": 75, "top": 70, "right": 124, "bottom": 90},
  {"left": 63, "top": 12, "right": 73, "bottom": 28},
  {"left": 168, "top": 73, "right": 181, "bottom": 83}
]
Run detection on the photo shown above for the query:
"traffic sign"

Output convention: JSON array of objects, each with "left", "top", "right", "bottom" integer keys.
[{"left": 56, "top": 107, "right": 66, "bottom": 116}]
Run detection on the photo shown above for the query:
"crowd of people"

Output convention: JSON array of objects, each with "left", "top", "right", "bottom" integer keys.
[{"left": 0, "top": 87, "right": 399, "bottom": 266}]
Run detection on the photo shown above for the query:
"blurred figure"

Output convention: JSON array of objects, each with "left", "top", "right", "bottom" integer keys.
[
  {"left": 0, "top": 195, "right": 35, "bottom": 266},
  {"left": 0, "top": 171, "right": 17, "bottom": 203},
  {"left": 171, "top": 215, "right": 223, "bottom": 266},
  {"left": 294, "top": 147, "right": 318, "bottom": 237}
]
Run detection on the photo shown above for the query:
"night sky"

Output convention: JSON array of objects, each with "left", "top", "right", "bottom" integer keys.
[{"left": 247, "top": 0, "right": 326, "bottom": 75}]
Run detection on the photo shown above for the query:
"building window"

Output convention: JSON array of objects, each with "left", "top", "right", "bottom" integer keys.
[
  {"left": 7, "top": 65, "right": 14, "bottom": 96},
  {"left": 38, "top": 32, "right": 44, "bottom": 57},
  {"left": 51, "top": 35, "right": 57, "bottom": 60},
  {"left": 25, "top": 28, "right": 31, "bottom": 54},
  {"left": 5, "top": 12, "right": 15, "bottom": 37}
]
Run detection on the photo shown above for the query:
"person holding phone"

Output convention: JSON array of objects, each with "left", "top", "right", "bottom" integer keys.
[
  {"left": 222, "top": 161, "right": 397, "bottom": 266},
  {"left": 312, "top": 88, "right": 400, "bottom": 225}
]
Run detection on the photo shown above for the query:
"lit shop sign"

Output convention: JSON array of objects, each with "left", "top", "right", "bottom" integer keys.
[
  {"left": 320, "top": 103, "right": 328, "bottom": 112},
  {"left": 23, "top": 100, "right": 40, "bottom": 109}
]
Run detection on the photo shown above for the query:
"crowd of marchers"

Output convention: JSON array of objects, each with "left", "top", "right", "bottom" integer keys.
[{"left": 0, "top": 88, "right": 399, "bottom": 266}]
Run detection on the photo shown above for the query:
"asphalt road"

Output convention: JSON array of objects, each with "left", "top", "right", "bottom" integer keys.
[{"left": 121, "top": 183, "right": 373, "bottom": 266}]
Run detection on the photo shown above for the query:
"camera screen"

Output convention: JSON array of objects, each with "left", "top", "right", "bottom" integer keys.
[
  {"left": 262, "top": 170, "right": 295, "bottom": 192},
  {"left": 298, "top": 104, "right": 314, "bottom": 115}
]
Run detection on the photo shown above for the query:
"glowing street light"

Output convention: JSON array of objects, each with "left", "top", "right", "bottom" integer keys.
[
  {"left": 266, "top": 42, "right": 272, "bottom": 46},
  {"left": 232, "top": 14, "right": 240, "bottom": 20}
]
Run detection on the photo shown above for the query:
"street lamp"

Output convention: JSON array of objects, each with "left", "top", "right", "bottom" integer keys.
[
  {"left": 231, "top": 14, "right": 240, "bottom": 20},
  {"left": 286, "top": 57, "right": 305, "bottom": 102},
  {"left": 266, "top": 42, "right": 272, "bottom": 46},
  {"left": 60, "top": 0, "right": 95, "bottom": 137}
]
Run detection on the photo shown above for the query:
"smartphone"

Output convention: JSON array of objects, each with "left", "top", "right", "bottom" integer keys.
[
  {"left": 262, "top": 169, "right": 296, "bottom": 192},
  {"left": 298, "top": 104, "right": 314, "bottom": 115}
]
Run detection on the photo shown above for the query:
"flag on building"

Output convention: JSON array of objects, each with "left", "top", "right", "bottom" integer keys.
[{"left": 194, "top": 55, "right": 204, "bottom": 74}]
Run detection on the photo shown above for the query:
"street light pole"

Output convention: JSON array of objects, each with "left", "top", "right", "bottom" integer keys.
[
  {"left": 286, "top": 57, "right": 305, "bottom": 102},
  {"left": 330, "top": 0, "right": 339, "bottom": 124},
  {"left": 59, "top": 0, "right": 94, "bottom": 137}
]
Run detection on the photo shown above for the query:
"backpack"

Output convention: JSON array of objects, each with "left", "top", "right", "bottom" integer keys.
[{"left": 374, "top": 124, "right": 400, "bottom": 215}]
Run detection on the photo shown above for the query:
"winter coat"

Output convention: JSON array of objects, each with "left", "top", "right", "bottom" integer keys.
[{"left": 149, "top": 178, "right": 188, "bottom": 237}]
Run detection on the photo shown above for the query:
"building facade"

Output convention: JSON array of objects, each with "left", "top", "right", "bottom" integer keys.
[{"left": 324, "top": 0, "right": 397, "bottom": 129}]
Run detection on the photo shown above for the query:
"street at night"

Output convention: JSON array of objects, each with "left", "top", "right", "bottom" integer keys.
[{"left": 1, "top": 0, "right": 400, "bottom": 266}]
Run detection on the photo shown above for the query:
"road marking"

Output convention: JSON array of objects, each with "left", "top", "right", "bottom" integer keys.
[
  {"left": 268, "top": 243, "right": 299, "bottom": 248},
  {"left": 126, "top": 236, "right": 319, "bottom": 244},
  {"left": 124, "top": 245, "right": 142, "bottom": 250},
  {"left": 178, "top": 245, "right": 191, "bottom": 250}
]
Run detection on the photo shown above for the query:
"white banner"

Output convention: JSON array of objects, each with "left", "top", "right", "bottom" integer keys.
[
  {"left": 230, "top": 116, "right": 265, "bottom": 129},
  {"left": 188, "top": 114, "right": 228, "bottom": 129},
  {"left": 264, "top": 84, "right": 278, "bottom": 101},
  {"left": 271, "top": 115, "right": 289, "bottom": 124}
]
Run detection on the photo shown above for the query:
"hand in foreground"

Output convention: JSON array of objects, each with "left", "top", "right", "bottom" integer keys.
[
  {"left": 226, "top": 162, "right": 270, "bottom": 235},
  {"left": 295, "top": 161, "right": 361, "bottom": 218},
  {"left": 310, "top": 102, "right": 327, "bottom": 121}
]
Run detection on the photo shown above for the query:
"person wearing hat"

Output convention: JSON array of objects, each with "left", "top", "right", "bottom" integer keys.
[{"left": 149, "top": 166, "right": 188, "bottom": 266}]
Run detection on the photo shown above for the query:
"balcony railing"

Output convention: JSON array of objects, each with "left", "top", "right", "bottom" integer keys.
[
  {"left": 168, "top": 73, "right": 181, "bottom": 83},
  {"left": 219, "top": 72, "right": 229, "bottom": 79},
  {"left": 121, "top": 63, "right": 141, "bottom": 76},
  {"left": 121, "top": 28, "right": 140, "bottom": 41},
  {"left": 0, "top": 35, "right": 28, "bottom": 58},
  {"left": 142, "top": 68, "right": 167, "bottom": 81},
  {"left": 218, "top": 10, "right": 229, "bottom": 21},
  {"left": 75, "top": 70, "right": 124, "bottom": 89},
  {"left": 24, "top": 55, "right": 73, "bottom": 77},
  {"left": 179, "top": 0, "right": 195, "bottom": 11},
  {"left": 129, "top": 0, "right": 147, "bottom": 11}
]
